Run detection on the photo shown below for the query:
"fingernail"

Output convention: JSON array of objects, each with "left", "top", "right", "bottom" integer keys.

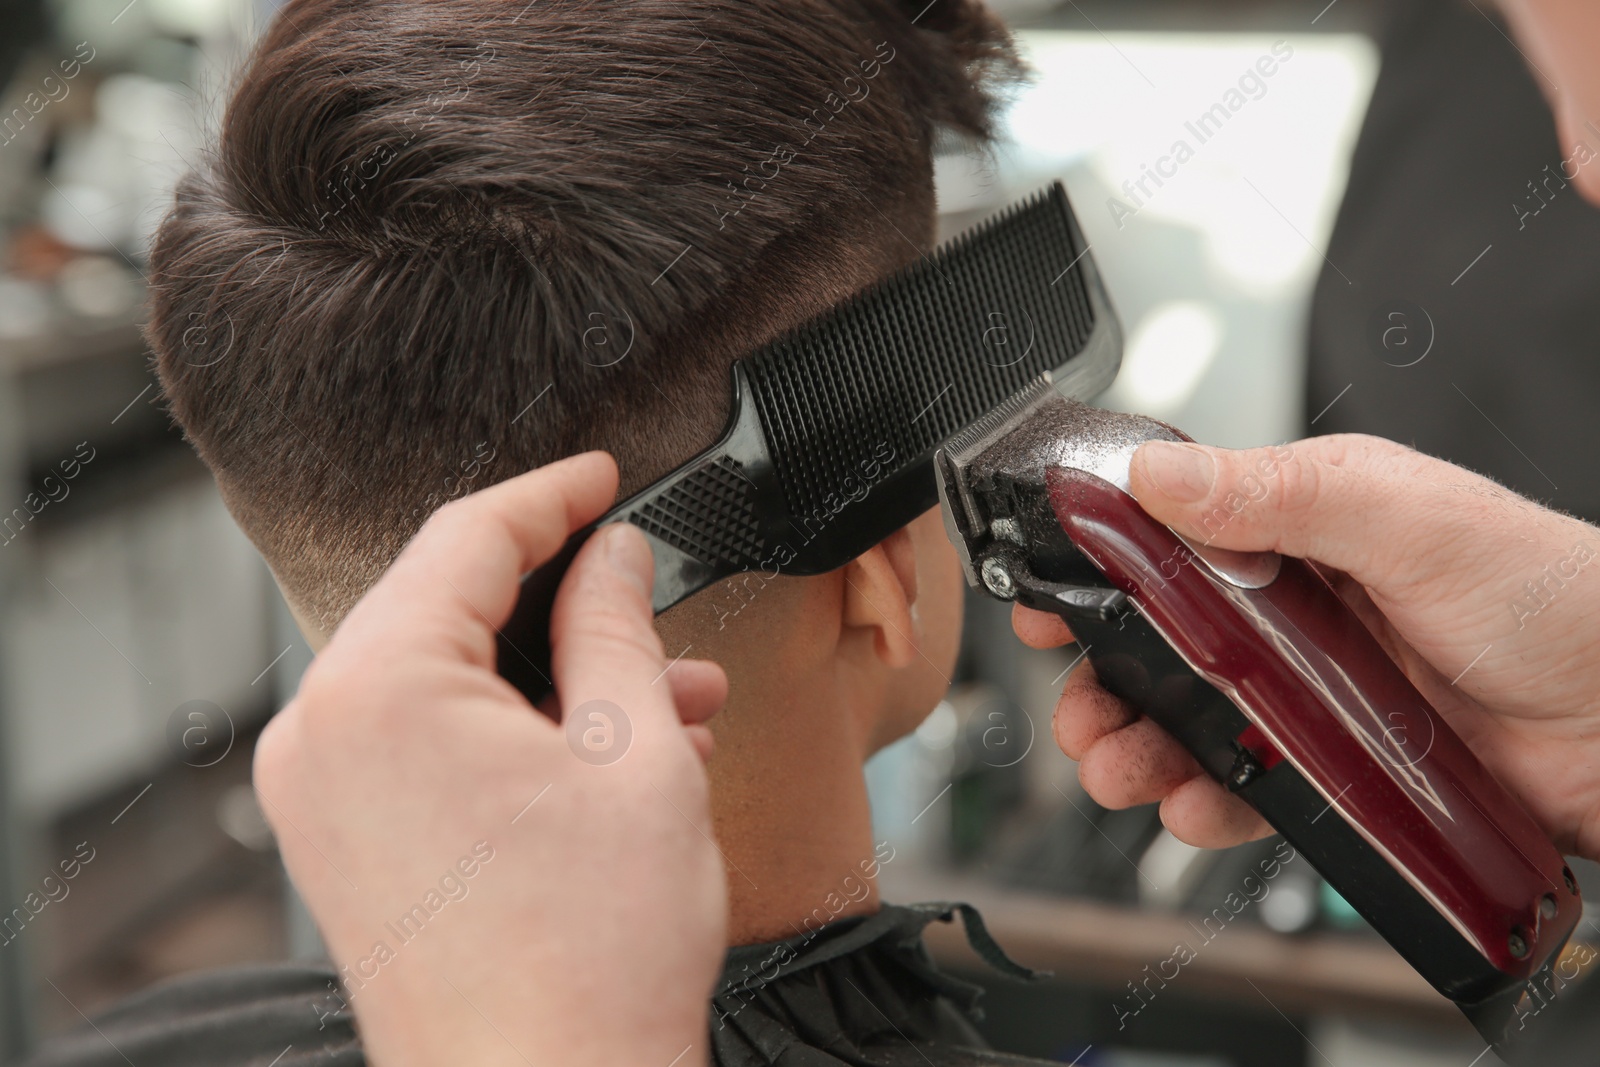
[
  {"left": 604, "top": 524, "right": 652, "bottom": 596},
  {"left": 1136, "top": 442, "right": 1215, "bottom": 503}
]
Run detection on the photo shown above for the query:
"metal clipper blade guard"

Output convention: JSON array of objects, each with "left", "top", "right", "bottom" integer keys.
[{"left": 934, "top": 383, "right": 1582, "bottom": 1057}]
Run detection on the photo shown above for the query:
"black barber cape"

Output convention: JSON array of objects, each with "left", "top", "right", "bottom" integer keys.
[{"left": 25, "top": 903, "right": 1052, "bottom": 1067}]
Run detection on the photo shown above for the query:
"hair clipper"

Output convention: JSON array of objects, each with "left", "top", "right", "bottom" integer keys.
[{"left": 934, "top": 380, "right": 1581, "bottom": 1057}]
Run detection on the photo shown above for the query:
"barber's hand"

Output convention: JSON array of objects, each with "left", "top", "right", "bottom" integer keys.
[
  {"left": 254, "top": 453, "right": 728, "bottom": 1067},
  {"left": 1016, "top": 434, "right": 1600, "bottom": 860}
]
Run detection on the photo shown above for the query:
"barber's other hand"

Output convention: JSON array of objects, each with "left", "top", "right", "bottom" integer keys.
[
  {"left": 1015, "top": 434, "right": 1600, "bottom": 860},
  {"left": 254, "top": 453, "right": 728, "bottom": 1067}
]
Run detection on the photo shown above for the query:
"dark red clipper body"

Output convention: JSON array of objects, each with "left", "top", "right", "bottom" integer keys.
[
  {"left": 1049, "top": 467, "right": 1578, "bottom": 977},
  {"left": 935, "top": 387, "right": 1580, "bottom": 1058}
]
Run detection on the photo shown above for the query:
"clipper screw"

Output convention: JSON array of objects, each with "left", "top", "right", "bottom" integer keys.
[
  {"left": 981, "top": 557, "right": 1016, "bottom": 600},
  {"left": 1227, "top": 750, "right": 1264, "bottom": 791}
]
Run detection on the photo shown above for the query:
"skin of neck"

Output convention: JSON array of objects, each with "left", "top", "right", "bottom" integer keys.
[
  {"left": 656, "top": 509, "right": 961, "bottom": 947},
  {"left": 679, "top": 576, "right": 884, "bottom": 945}
]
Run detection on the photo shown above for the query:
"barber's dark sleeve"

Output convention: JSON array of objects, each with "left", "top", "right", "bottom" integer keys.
[{"left": 23, "top": 964, "right": 364, "bottom": 1067}]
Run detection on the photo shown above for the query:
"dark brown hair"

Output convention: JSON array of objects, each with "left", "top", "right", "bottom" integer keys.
[{"left": 149, "top": 0, "right": 1021, "bottom": 629}]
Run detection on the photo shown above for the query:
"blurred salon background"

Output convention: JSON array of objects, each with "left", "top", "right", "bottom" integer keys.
[{"left": 0, "top": 0, "right": 1596, "bottom": 1064}]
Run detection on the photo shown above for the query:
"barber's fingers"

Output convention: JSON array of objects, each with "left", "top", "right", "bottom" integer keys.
[
  {"left": 663, "top": 658, "right": 725, "bottom": 764},
  {"left": 1077, "top": 717, "right": 1202, "bottom": 808},
  {"left": 539, "top": 655, "right": 724, "bottom": 730},
  {"left": 550, "top": 523, "right": 727, "bottom": 757},
  {"left": 663, "top": 659, "right": 728, "bottom": 727},
  {"left": 1051, "top": 664, "right": 1269, "bottom": 846},
  {"left": 1128, "top": 434, "right": 1491, "bottom": 590},
  {"left": 1159, "top": 776, "right": 1274, "bottom": 849},
  {"left": 1052, "top": 662, "right": 1135, "bottom": 761},
  {"left": 339, "top": 452, "right": 620, "bottom": 668},
  {"left": 1049, "top": 663, "right": 1176, "bottom": 802},
  {"left": 1012, "top": 603, "right": 1075, "bottom": 648}
]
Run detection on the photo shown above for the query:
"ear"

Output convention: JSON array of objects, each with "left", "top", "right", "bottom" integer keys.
[{"left": 841, "top": 525, "right": 921, "bottom": 669}]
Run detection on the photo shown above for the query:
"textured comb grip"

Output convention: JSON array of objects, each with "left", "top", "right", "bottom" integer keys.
[{"left": 632, "top": 458, "right": 767, "bottom": 571}]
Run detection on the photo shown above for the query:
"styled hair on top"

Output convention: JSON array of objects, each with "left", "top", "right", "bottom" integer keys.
[{"left": 148, "top": 0, "right": 1022, "bottom": 631}]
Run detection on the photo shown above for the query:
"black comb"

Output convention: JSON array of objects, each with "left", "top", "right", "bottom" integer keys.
[{"left": 498, "top": 181, "right": 1121, "bottom": 703}]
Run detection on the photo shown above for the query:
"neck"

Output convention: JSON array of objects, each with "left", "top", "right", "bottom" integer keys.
[{"left": 707, "top": 687, "right": 884, "bottom": 947}]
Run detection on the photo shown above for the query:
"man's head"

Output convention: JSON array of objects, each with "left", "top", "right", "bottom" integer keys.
[
  {"left": 152, "top": 2, "right": 1020, "bottom": 921},
  {"left": 151, "top": 0, "right": 1019, "bottom": 636}
]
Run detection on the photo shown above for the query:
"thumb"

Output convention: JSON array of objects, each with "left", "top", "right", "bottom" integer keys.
[
  {"left": 1126, "top": 434, "right": 1496, "bottom": 590},
  {"left": 548, "top": 523, "right": 722, "bottom": 759}
]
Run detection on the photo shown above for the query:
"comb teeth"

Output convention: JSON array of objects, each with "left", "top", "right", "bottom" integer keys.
[{"left": 745, "top": 183, "right": 1096, "bottom": 520}]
